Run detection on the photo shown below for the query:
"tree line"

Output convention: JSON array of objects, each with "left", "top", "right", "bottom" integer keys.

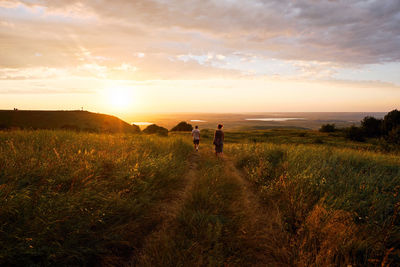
[{"left": 320, "top": 109, "right": 400, "bottom": 144}]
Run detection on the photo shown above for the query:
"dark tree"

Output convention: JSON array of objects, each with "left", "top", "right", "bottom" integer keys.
[
  {"left": 360, "top": 116, "right": 382, "bottom": 137},
  {"left": 382, "top": 109, "right": 400, "bottom": 135},
  {"left": 143, "top": 124, "right": 168, "bottom": 136},
  {"left": 386, "top": 126, "right": 400, "bottom": 145},
  {"left": 345, "top": 125, "right": 365, "bottom": 142},
  {"left": 319, "top": 124, "right": 336, "bottom": 132},
  {"left": 170, "top": 121, "right": 193, "bottom": 132}
]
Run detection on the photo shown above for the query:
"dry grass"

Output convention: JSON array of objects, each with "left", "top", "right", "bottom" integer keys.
[
  {"left": 1, "top": 130, "right": 399, "bottom": 266},
  {"left": 0, "top": 130, "right": 192, "bottom": 266},
  {"left": 228, "top": 143, "right": 400, "bottom": 266}
]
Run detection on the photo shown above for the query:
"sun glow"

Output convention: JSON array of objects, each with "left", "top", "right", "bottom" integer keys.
[{"left": 102, "top": 86, "right": 137, "bottom": 112}]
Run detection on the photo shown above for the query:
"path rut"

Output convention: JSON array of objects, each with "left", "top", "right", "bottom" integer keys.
[
  {"left": 130, "top": 152, "right": 200, "bottom": 265},
  {"left": 130, "top": 149, "right": 289, "bottom": 266},
  {"left": 223, "top": 157, "right": 291, "bottom": 266}
]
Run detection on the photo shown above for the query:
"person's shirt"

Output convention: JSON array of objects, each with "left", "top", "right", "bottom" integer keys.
[
  {"left": 214, "top": 129, "right": 224, "bottom": 144},
  {"left": 192, "top": 129, "right": 200, "bottom": 140}
]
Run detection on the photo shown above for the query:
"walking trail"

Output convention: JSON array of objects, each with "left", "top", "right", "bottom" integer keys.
[{"left": 130, "top": 146, "right": 289, "bottom": 266}]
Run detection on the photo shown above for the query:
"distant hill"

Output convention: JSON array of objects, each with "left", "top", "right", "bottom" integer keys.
[
  {"left": 170, "top": 121, "right": 193, "bottom": 131},
  {"left": 0, "top": 110, "right": 140, "bottom": 133},
  {"left": 143, "top": 124, "right": 168, "bottom": 136}
]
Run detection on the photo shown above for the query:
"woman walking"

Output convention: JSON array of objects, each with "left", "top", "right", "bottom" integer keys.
[{"left": 213, "top": 124, "right": 224, "bottom": 157}]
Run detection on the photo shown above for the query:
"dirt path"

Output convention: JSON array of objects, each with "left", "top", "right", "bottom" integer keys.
[
  {"left": 148, "top": 152, "right": 200, "bottom": 226},
  {"left": 130, "top": 152, "right": 201, "bottom": 265},
  {"left": 130, "top": 148, "right": 289, "bottom": 266},
  {"left": 223, "top": 157, "right": 291, "bottom": 266}
]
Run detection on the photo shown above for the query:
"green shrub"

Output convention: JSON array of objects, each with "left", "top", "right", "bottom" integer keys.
[
  {"left": 313, "top": 138, "right": 324, "bottom": 144},
  {"left": 345, "top": 125, "right": 365, "bottom": 142},
  {"left": 361, "top": 116, "right": 382, "bottom": 137},
  {"left": 386, "top": 126, "right": 400, "bottom": 145},
  {"left": 319, "top": 124, "right": 336, "bottom": 132},
  {"left": 382, "top": 109, "right": 400, "bottom": 135}
]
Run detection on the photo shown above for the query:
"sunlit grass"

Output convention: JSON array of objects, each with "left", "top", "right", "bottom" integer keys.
[
  {"left": 227, "top": 143, "right": 400, "bottom": 265},
  {"left": 1, "top": 129, "right": 399, "bottom": 265},
  {"left": 0, "top": 130, "right": 192, "bottom": 266}
]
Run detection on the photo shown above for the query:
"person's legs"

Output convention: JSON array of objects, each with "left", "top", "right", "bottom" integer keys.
[
  {"left": 218, "top": 144, "right": 223, "bottom": 158},
  {"left": 215, "top": 144, "right": 223, "bottom": 157}
]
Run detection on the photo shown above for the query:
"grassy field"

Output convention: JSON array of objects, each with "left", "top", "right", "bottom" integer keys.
[
  {"left": 0, "top": 130, "right": 192, "bottom": 265},
  {"left": 227, "top": 143, "right": 400, "bottom": 266},
  {"left": 1, "top": 129, "right": 399, "bottom": 266},
  {"left": 179, "top": 128, "right": 383, "bottom": 151}
]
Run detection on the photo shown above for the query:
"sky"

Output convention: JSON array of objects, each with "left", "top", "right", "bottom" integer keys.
[{"left": 1, "top": 0, "right": 400, "bottom": 118}]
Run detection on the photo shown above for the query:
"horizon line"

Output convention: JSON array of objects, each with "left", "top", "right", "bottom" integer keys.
[{"left": 0, "top": 109, "right": 392, "bottom": 114}]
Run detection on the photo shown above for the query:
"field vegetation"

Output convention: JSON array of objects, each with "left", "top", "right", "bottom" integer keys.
[
  {"left": 0, "top": 130, "right": 191, "bottom": 265},
  {"left": 186, "top": 128, "right": 381, "bottom": 151},
  {"left": 340, "top": 109, "right": 400, "bottom": 147},
  {"left": 227, "top": 143, "right": 400, "bottom": 265},
  {"left": 1, "top": 126, "right": 399, "bottom": 266}
]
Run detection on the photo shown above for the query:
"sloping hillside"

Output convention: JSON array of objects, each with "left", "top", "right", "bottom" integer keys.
[{"left": 0, "top": 110, "right": 140, "bottom": 133}]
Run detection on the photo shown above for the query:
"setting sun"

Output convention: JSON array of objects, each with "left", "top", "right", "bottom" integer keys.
[{"left": 102, "top": 86, "right": 137, "bottom": 112}]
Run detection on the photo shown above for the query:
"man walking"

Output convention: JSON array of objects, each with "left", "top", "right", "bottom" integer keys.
[{"left": 191, "top": 125, "right": 200, "bottom": 151}]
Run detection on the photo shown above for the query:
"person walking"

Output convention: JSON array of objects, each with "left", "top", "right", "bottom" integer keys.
[
  {"left": 213, "top": 124, "right": 224, "bottom": 157},
  {"left": 191, "top": 125, "right": 200, "bottom": 151}
]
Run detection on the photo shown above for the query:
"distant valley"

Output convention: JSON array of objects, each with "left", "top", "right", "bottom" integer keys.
[{"left": 128, "top": 112, "right": 387, "bottom": 130}]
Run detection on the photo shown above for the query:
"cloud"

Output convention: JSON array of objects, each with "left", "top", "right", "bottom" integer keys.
[
  {"left": 0, "top": 0, "right": 399, "bottom": 83},
  {"left": 0, "top": 67, "right": 68, "bottom": 80}
]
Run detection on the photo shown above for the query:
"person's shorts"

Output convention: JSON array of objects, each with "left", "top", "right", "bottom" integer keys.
[
  {"left": 193, "top": 139, "right": 200, "bottom": 145},
  {"left": 215, "top": 143, "right": 223, "bottom": 153}
]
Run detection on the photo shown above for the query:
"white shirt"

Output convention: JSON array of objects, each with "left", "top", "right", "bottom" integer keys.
[{"left": 192, "top": 129, "right": 200, "bottom": 140}]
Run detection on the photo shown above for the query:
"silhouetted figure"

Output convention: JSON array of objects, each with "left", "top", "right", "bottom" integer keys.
[
  {"left": 213, "top": 124, "right": 224, "bottom": 157},
  {"left": 192, "top": 125, "right": 200, "bottom": 151}
]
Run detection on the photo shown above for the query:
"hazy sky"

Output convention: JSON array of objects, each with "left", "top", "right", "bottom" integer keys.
[{"left": 1, "top": 0, "right": 399, "bottom": 117}]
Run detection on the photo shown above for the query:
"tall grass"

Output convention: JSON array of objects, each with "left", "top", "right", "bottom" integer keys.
[
  {"left": 228, "top": 143, "right": 400, "bottom": 265},
  {"left": 136, "top": 152, "right": 283, "bottom": 266},
  {"left": 0, "top": 130, "right": 192, "bottom": 266},
  {"left": 2, "top": 130, "right": 399, "bottom": 265},
  {"left": 136, "top": 155, "right": 245, "bottom": 266}
]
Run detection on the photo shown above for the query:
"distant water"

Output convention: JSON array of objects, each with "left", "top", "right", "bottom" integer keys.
[
  {"left": 245, "top": 118, "right": 305, "bottom": 122},
  {"left": 132, "top": 122, "right": 152, "bottom": 125}
]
